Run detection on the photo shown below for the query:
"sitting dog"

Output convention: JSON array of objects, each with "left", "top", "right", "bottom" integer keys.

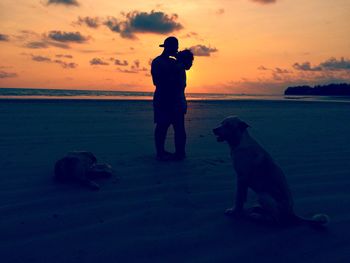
[
  {"left": 54, "top": 151, "right": 113, "bottom": 191},
  {"left": 213, "top": 116, "right": 329, "bottom": 227}
]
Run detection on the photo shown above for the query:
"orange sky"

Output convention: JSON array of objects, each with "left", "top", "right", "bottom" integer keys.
[{"left": 0, "top": 0, "right": 349, "bottom": 94}]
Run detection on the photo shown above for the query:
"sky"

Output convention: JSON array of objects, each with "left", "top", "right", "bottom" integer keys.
[{"left": 0, "top": 0, "right": 349, "bottom": 94}]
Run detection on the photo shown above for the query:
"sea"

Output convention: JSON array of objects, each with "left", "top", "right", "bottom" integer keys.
[{"left": 1, "top": 87, "right": 350, "bottom": 103}]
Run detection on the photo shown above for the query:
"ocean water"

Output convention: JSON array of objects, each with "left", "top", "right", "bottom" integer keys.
[{"left": 1, "top": 87, "right": 350, "bottom": 103}]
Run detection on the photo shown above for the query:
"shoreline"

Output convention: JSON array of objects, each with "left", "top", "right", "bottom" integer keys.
[{"left": 1, "top": 96, "right": 350, "bottom": 104}]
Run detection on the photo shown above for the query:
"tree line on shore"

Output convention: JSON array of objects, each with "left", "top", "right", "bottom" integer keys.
[{"left": 284, "top": 83, "right": 350, "bottom": 96}]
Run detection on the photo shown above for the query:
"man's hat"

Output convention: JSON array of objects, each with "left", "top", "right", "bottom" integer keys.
[{"left": 159, "top": 36, "right": 178, "bottom": 48}]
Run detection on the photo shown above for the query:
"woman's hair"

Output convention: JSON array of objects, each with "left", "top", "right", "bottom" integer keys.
[{"left": 176, "top": 49, "right": 194, "bottom": 70}]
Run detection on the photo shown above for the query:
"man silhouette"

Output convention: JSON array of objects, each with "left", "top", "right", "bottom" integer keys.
[{"left": 151, "top": 36, "right": 186, "bottom": 161}]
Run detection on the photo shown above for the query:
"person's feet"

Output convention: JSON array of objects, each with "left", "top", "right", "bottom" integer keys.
[
  {"left": 156, "top": 151, "right": 186, "bottom": 161},
  {"left": 156, "top": 151, "right": 174, "bottom": 161},
  {"left": 173, "top": 152, "right": 186, "bottom": 161}
]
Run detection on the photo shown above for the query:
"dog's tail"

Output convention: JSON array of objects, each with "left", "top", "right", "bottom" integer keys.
[{"left": 291, "top": 214, "right": 330, "bottom": 228}]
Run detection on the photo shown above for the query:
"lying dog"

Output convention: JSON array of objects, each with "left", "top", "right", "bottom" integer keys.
[
  {"left": 213, "top": 116, "right": 329, "bottom": 227},
  {"left": 54, "top": 151, "right": 113, "bottom": 191}
]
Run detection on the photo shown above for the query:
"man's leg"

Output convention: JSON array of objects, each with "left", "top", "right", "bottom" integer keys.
[
  {"left": 155, "top": 121, "right": 171, "bottom": 159},
  {"left": 173, "top": 113, "right": 186, "bottom": 159}
]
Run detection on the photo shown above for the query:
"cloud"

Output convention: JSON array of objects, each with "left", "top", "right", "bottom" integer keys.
[
  {"left": 31, "top": 54, "right": 77, "bottom": 68},
  {"left": 293, "top": 57, "right": 350, "bottom": 72},
  {"left": 269, "top": 68, "right": 292, "bottom": 81},
  {"left": 127, "top": 11, "right": 183, "bottom": 34},
  {"left": 104, "top": 11, "right": 183, "bottom": 39},
  {"left": 188, "top": 45, "right": 218, "bottom": 56},
  {"left": 116, "top": 67, "right": 147, "bottom": 74},
  {"left": 132, "top": 60, "right": 140, "bottom": 69},
  {"left": 14, "top": 30, "right": 41, "bottom": 43},
  {"left": 274, "top": 67, "right": 291, "bottom": 74},
  {"left": 116, "top": 59, "right": 148, "bottom": 74},
  {"left": 47, "top": 31, "right": 89, "bottom": 43},
  {"left": 75, "top": 16, "right": 101, "bottom": 28},
  {"left": 45, "top": 41, "right": 70, "bottom": 49},
  {"left": 17, "top": 30, "right": 71, "bottom": 49},
  {"left": 47, "top": 0, "right": 79, "bottom": 6},
  {"left": 104, "top": 17, "right": 120, "bottom": 32},
  {"left": 0, "top": 71, "right": 18, "bottom": 78},
  {"left": 53, "top": 60, "right": 77, "bottom": 68},
  {"left": 257, "top": 66, "right": 292, "bottom": 81},
  {"left": 319, "top": 57, "right": 350, "bottom": 71},
  {"left": 32, "top": 55, "right": 51, "bottom": 62},
  {"left": 76, "top": 49, "right": 101, "bottom": 53},
  {"left": 114, "top": 59, "right": 128, "bottom": 66},
  {"left": 56, "top": 54, "right": 73, "bottom": 58},
  {"left": 25, "top": 40, "right": 69, "bottom": 50},
  {"left": 74, "top": 11, "right": 183, "bottom": 39},
  {"left": 90, "top": 58, "right": 109, "bottom": 65},
  {"left": 251, "top": 0, "right": 277, "bottom": 4},
  {"left": 293, "top": 62, "right": 322, "bottom": 71},
  {"left": 116, "top": 68, "right": 138, "bottom": 74},
  {"left": 25, "top": 41, "right": 49, "bottom": 49},
  {"left": 0, "top": 34, "right": 9, "bottom": 41}
]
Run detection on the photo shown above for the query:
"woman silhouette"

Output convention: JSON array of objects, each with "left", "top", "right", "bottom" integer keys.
[{"left": 170, "top": 49, "right": 194, "bottom": 160}]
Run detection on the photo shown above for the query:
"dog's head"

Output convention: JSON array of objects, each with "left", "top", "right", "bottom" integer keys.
[{"left": 213, "top": 116, "right": 249, "bottom": 147}]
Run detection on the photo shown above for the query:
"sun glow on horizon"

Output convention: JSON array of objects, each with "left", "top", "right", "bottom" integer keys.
[{"left": 0, "top": 0, "right": 349, "bottom": 94}]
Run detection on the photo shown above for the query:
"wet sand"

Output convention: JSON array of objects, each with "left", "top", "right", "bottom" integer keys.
[{"left": 1, "top": 99, "right": 350, "bottom": 262}]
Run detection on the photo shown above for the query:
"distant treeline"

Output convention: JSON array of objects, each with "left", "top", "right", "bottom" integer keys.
[{"left": 284, "top": 83, "right": 350, "bottom": 96}]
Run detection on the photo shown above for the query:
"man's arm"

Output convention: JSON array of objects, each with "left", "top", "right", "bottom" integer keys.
[{"left": 151, "top": 58, "right": 162, "bottom": 86}]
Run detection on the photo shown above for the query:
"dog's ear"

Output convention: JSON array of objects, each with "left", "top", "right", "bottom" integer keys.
[{"left": 238, "top": 121, "right": 250, "bottom": 131}]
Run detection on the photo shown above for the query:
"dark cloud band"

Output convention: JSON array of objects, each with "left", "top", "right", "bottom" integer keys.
[
  {"left": 128, "top": 11, "right": 183, "bottom": 34},
  {"left": 90, "top": 58, "right": 109, "bottom": 65},
  {"left": 47, "top": 0, "right": 79, "bottom": 6},
  {"left": 320, "top": 57, "right": 350, "bottom": 71},
  {"left": 251, "top": 0, "right": 277, "bottom": 4},
  {"left": 0, "top": 34, "right": 10, "bottom": 41},
  {"left": 104, "top": 11, "right": 183, "bottom": 39},
  {"left": 48, "top": 31, "right": 89, "bottom": 43},
  {"left": 293, "top": 57, "right": 350, "bottom": 72}
]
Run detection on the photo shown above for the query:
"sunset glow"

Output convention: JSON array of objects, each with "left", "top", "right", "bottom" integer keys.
[{"left": 1, "top": 0, "right": 349, "bottom": 94}]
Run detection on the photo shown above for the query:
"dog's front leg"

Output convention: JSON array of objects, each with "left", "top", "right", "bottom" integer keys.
[{"left": 225, "top": 177, "right": 248, "bottom": 216}]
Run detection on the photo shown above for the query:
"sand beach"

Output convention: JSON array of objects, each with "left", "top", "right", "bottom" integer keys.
[{"left": 1, "top": 99, "right": 350, "bottom": 262}]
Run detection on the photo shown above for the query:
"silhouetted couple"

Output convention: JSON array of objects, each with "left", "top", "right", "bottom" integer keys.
[{"left": 151, "top": 36, "right": 194, "bottom": 161}]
